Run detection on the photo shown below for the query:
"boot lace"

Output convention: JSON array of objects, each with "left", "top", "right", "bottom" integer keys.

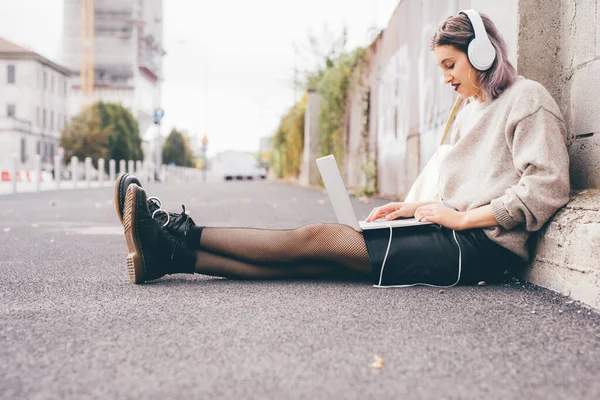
[
  {"left": 146, "top": 196, "right": 192, "bottom": 260},
  {"left": 169, "top": 205, "right": 192, "bottom": 260}
]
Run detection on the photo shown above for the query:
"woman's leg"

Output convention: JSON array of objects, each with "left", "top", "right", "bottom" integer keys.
[
  {"left": 122, "top": 183, "right": 371, "bottom": 283},
  {"left": 196, "top": 223, "right": 371, "bottom": 274},
  {"left": 194, "top": 250, "right": 368, "bottom": 280}
]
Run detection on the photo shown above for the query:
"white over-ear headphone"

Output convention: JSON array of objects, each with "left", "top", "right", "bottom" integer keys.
[{"left": 458, "top": 9, "right": 496, "bottom": 71}]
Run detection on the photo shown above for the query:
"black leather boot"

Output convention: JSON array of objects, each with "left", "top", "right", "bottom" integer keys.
[
  {"left": 114, "top": 173, "right": 142, "bottom": 225},
  {"left": 115, "top": 173, "right": 197, "bottom": 240},
  {"left": 123, "top": 184, "right": 197, "bottom": 283}
]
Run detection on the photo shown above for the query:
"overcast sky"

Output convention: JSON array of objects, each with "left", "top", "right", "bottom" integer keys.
[{"left": 0, "top": 0, "right": 399, "bottom": 155}]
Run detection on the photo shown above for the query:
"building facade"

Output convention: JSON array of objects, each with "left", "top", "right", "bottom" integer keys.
[
  {"left": 0, "top": 37, "right": 71, "bottom": 171},
  {"left": 61, "top": 0, "right": 165, "bottom": 163}
]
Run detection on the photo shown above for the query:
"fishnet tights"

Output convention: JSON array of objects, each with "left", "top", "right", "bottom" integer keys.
[{"left": 194, "top": 223, "right": 371, "bottom": 280}]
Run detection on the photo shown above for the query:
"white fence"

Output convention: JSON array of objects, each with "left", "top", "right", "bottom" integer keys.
[{"left": 0, "top": 154, "right": 202, "bottom": 195}]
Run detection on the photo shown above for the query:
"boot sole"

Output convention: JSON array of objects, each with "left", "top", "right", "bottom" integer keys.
[
  {"left": 123, "top": 185, "right": 146, "bottom": 284},
  {"left": 114, "top": 173, "right": 128, "bottom": 225}
]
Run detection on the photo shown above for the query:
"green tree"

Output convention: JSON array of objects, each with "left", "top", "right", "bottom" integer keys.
[
  {"left": 98, "top": 102, "right": 143, "bottom": 163},
  {"left": 61, "top": 101, "right": 143, "bottom": 168},
  {"left": 60, "top": 104, "right": 112, "bottom": 163},
  {"left": 162, "top": 128, "right": 195, "bottom": 167}
]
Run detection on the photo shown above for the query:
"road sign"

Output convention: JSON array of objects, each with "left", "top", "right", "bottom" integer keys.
[{"left": 153, "top": 108, "right": 165, "bottom": 122}]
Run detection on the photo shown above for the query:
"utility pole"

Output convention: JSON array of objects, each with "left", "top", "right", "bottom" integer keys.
[{"left": 201, "top": 135, "right": 208, "bottom": 182}]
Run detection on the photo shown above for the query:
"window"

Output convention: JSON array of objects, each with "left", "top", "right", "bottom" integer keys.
[
  {"left": 36, "top": 107, "right": 40, "bottom": 126},
  {"left": 43, "top": 71, "right": 47, "bottom": 91},
  {"left": 43, "top": 109, "right": 46, "bottom": 128},
  {"left": 7, "top": 65, "right": 15, "bottom": 84},
  {"left": 50, "top": 111, "right": 54, "bottom": 130},
  {"left": 36, "top": 141, "right": 41, "bottom": 155},
  {"left": 7, "top": 104, "right": 16, "bottom": 117},
  {"left": 51, "top": 75, "right": 54, "bottom": 93},
  {"left": 20, "top": 137, "right": 26, "bottom": 163}
]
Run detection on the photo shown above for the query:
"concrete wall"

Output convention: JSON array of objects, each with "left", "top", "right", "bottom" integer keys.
[
  {"left": 518, "top": 0, "right": 600, "bottom": 190},
  {"left": 517, "top": 0, "right": 600, "bottom": 309}
]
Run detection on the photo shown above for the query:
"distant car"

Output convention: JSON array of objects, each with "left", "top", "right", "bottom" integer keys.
[
  {"left": 224, "top": 163, "right": 267, "bottom": 181},
  {"left": 216, "top": 152, "right": 267, "bottom": 181}
]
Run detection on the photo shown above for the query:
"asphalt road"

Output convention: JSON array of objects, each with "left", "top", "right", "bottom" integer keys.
[{"left": 1, "top": 180, "right": 599, "bottom": 400}]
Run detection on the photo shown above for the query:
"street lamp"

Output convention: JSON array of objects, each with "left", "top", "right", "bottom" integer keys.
[{"left": 153, "top": 107, "right": 165, "bottom": 181}]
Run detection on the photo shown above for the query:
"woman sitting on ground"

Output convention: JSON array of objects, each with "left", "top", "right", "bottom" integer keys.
[{"left": 115, "top": 10, "right": 570, "bottom": 286}]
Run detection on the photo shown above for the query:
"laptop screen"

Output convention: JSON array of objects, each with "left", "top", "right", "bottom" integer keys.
[{"left": 316, "top": 155, "right": 361, "bottom": 231}]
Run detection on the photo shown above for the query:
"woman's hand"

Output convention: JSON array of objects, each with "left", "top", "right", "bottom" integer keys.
[
  {"left": 414, "top": 203, "right": 466, "bottom": 230},
  {"left": 366, "top": 202, "right": 423, "bottom": 222}
]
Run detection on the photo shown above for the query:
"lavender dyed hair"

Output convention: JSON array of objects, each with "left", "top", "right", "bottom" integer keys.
[{"left": 430, "top": 12, "right": 517, "bottom": 100}]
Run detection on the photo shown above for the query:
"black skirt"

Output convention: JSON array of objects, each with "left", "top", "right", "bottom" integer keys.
[{"left": 362, "top": 224, "right": 522, "bottom": 287}]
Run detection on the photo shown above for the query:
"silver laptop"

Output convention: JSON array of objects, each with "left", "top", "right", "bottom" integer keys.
[{"left": 316, "top": 155, "right": 433, "bottom": 231}]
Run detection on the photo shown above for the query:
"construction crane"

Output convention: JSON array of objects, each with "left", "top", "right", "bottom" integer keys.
[{"left": 80, "top": 0, "right": 94, "bottom": 96}]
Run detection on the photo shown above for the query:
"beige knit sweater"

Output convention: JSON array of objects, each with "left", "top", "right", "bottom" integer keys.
[{"left": 439, "top": 76, "right": 571, "bottom": 262}]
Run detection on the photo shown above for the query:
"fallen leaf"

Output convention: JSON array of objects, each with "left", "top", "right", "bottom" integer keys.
[
  {"left": 371, "top": 355, "right": 384, "bottom": 369},
  {"left": 477, "top": 281, "right": 487, "bottom": 286}
]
